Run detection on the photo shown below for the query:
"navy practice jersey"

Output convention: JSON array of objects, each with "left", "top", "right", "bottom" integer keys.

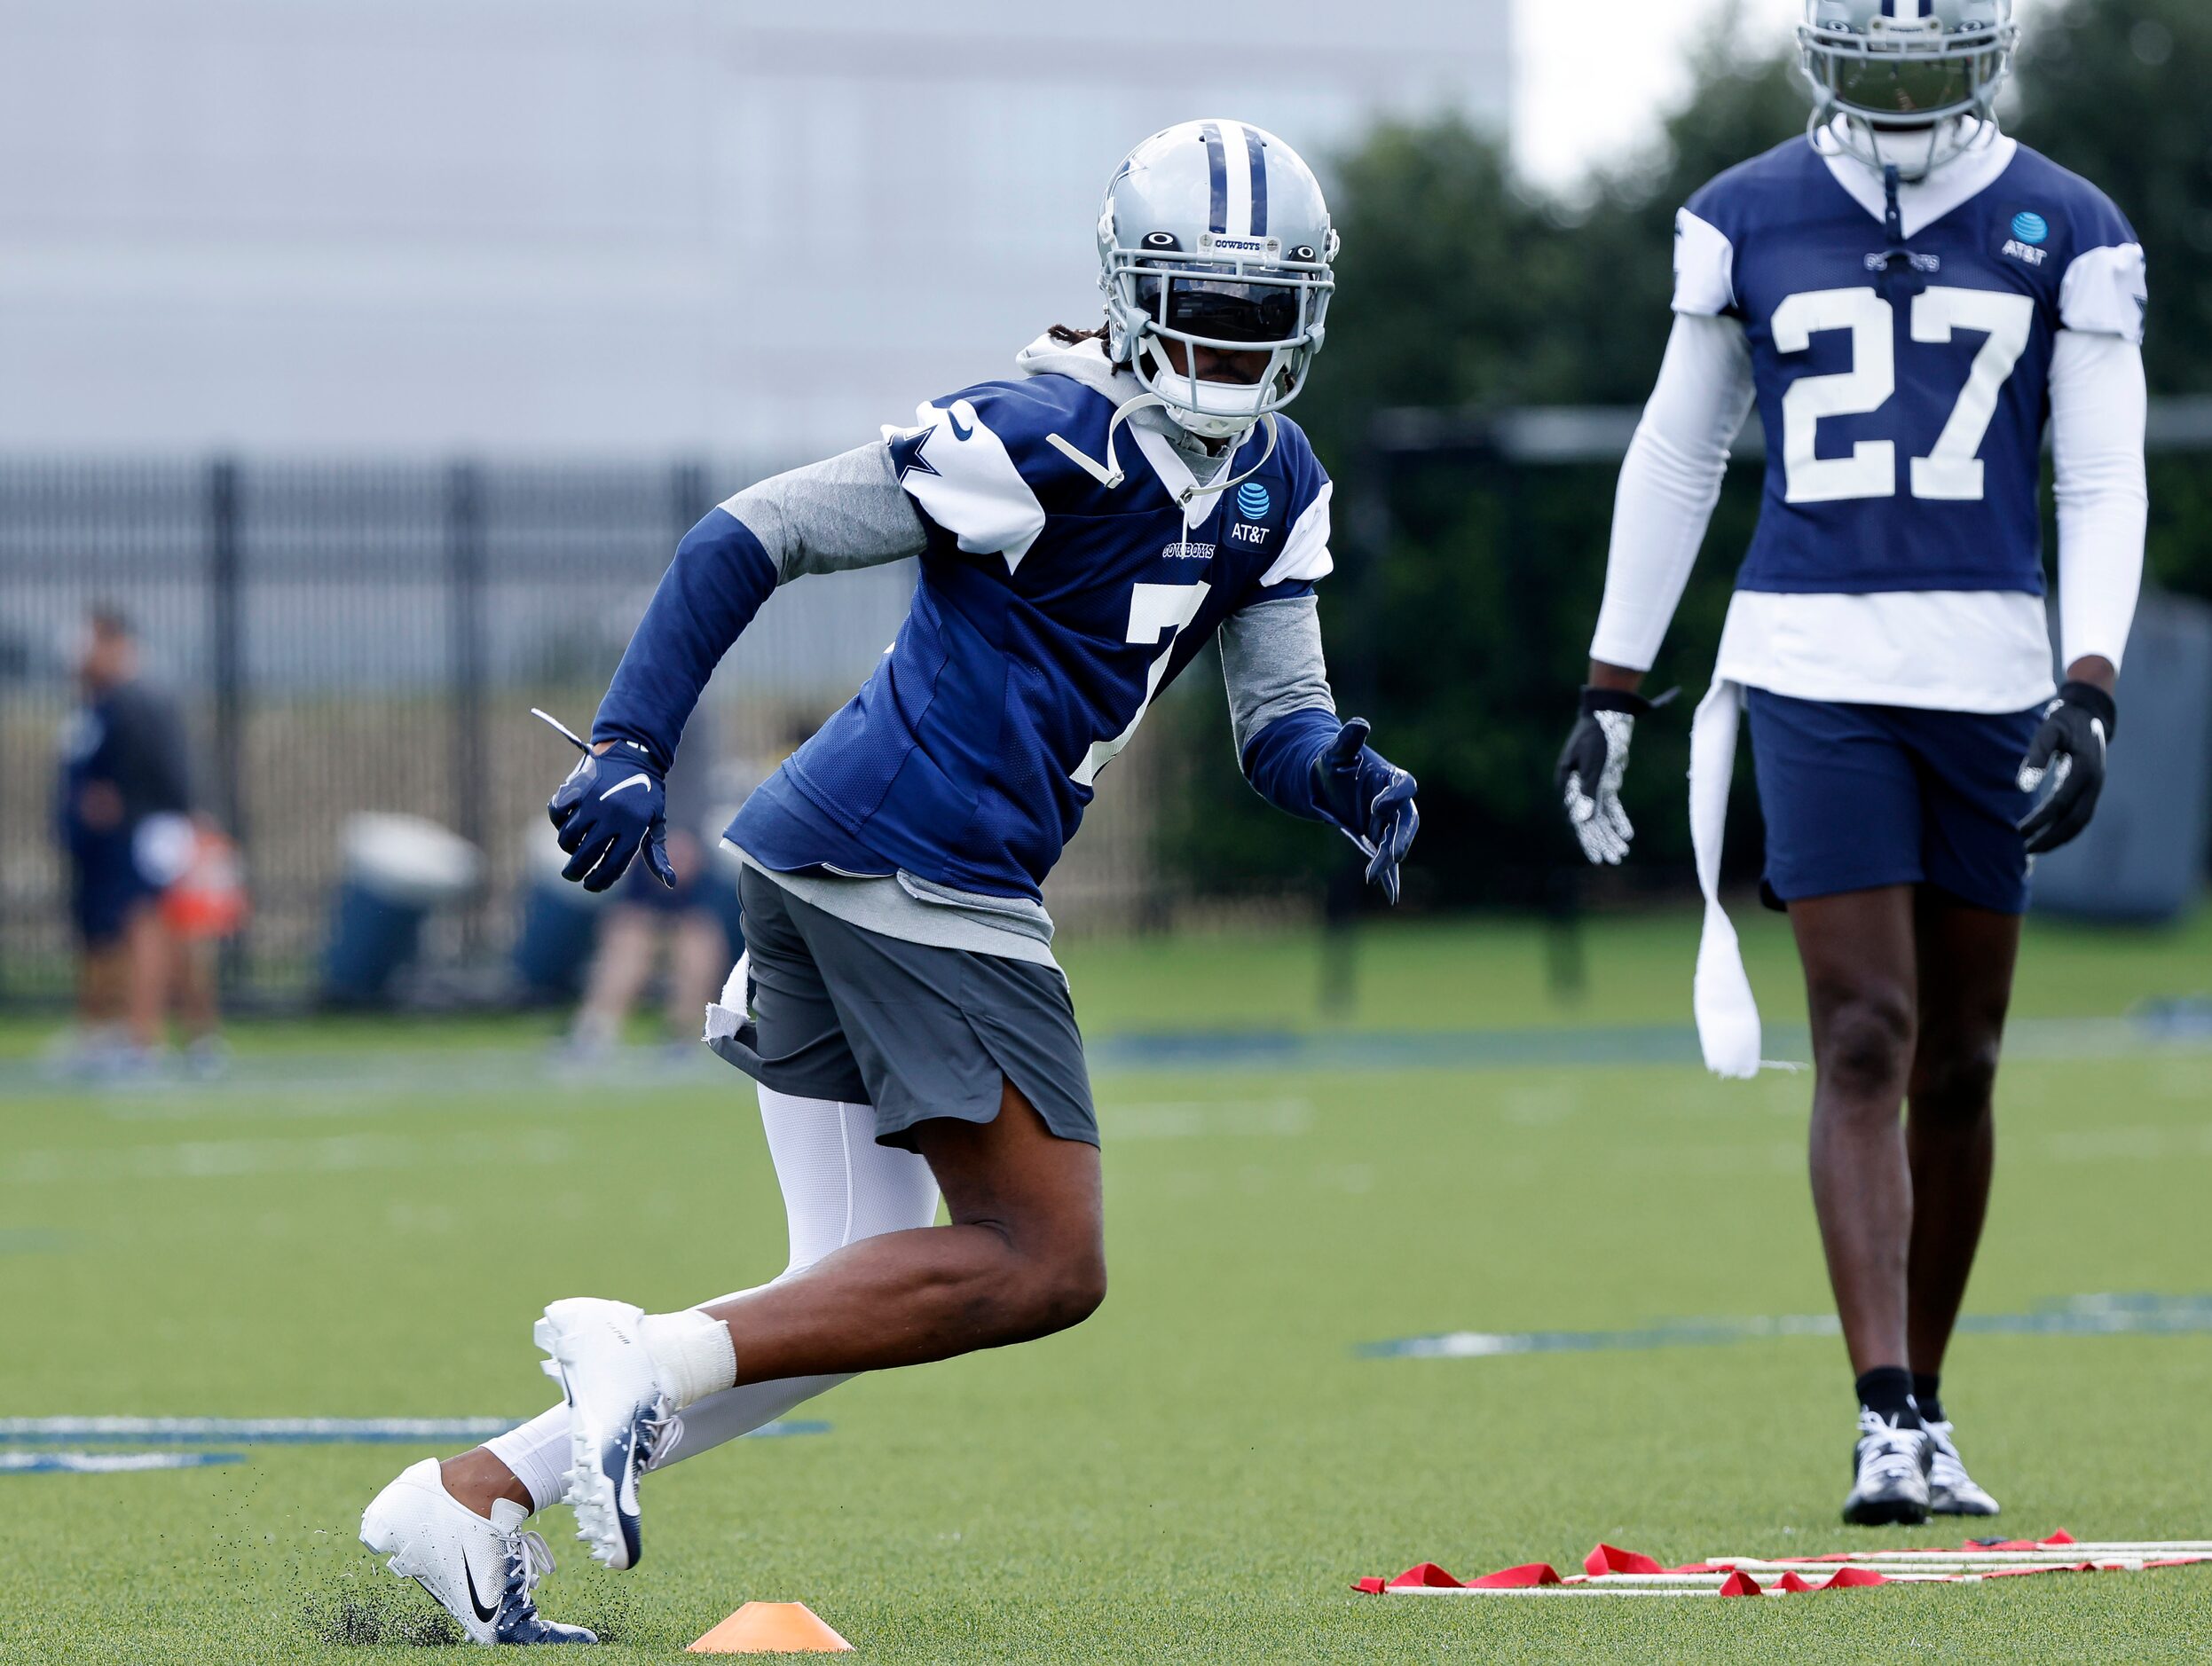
[
  {"left": 727, "top": 375, "right": 1334, "bottom": 900},
  {"left": 1674, "top": 134, "right": 2146, "bottom": 598},
  {"left": 56, "top": 682, "right": 192, "bottom": 853}
]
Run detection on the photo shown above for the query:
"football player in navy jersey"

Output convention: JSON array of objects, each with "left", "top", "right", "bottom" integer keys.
[
  {"left": 360, "top": 121, "right": 1418, "bottom": 1637},
  {"left": 1558, "top": 0, "right": 2145, "bottom": 1526}
]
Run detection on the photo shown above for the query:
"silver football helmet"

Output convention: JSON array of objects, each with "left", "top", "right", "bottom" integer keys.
[
  {"left": 1097, "top": 120, "right": 1337, "bottom": 442},
  {"left": 1799, "top": 0, "right": 2019, "bottom": 179}
]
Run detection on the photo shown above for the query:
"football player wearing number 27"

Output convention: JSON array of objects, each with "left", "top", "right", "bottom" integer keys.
[
  {"left": 1557, "top": 0, "right": 2146, "bottom": 1529},
  {"left": 358, "top": 122, "right": 1417, "bottom": 1642}
]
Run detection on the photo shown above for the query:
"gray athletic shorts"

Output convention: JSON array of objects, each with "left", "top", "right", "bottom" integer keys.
[{"left": 707, "top": 867, "right": 1098, "bottom": 1151}]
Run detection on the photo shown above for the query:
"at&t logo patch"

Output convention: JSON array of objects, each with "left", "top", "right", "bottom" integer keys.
[
  {"left": 1229, "top": 480, "right": 1275, "bottom": 546},
  {"left": 2003, "top": 209, "right": 2051, "bottom": 268}
]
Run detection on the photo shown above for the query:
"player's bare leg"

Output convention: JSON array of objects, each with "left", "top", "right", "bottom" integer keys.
[
  {"left": 120, "top": 901, "right": 169, "bottom": 1052},
  {"left": 535, "top": 1078, "right": 1100, "bottom": 1568},
  {"left": 1791, "top": 884, "right": 1935, "bottom": 1523},
  {"left": 566, "top": 907, "right": 655, "bottom": 1053},
  {"left": 1793, "top": 885, "right": 1920, "bottom": 1377},
  {"left": 1903, "top": 892, "right": 2019, "bottom": 1375},
  {"left": 665, "top": 911, "right": 727, "bottom": 1041},
  {"left": 1901, "top": 892, "right": 2019, "bottom": 1515},
  {"left": 701, "top": 1080, "right": 1104, "bottom": 1382}
]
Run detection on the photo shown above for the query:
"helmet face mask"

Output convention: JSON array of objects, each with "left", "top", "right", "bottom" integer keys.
[
  {"left": 1096, "top": 122, "right": 1337, "bottom": 442},
  {"left": 1799, "top": 0, "right": 2019, "bottom": 179}
]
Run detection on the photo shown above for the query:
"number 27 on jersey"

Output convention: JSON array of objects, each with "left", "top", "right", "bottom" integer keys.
[{"left": 1775, "top": 285, "right": 2035, "bottom": 507}]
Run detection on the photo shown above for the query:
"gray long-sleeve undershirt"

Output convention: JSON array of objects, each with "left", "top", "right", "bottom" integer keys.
[{"left": 720, "top": 442, "right": 1334, "bottom": 957}]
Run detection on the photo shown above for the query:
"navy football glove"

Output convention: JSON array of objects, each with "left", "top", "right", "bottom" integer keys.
[
  {"left": 2017, "top": 680, "right": 2117, "bottom": 857},
  {"left": 539, "top": 711, "right": 676, "bottom": 893},
  {"left": 1311, "top": 718, "right": 1420, "bottom": 905}
]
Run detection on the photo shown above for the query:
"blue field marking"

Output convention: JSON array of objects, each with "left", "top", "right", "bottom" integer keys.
[
  {"left": 1096, "top": 1025, "right": 1717, "bottom": 1073},
  {"left": 0, "top": 1417, "right": 830, "bottom": 1446},
  {"left": 1093, "top": 1012, "right": 2212, "bottom": 1075},
  {"left": 2, "top": 1450, "right": 243, "bottom": 1474},
  {"left": 0, "top": 1010, "right": 2200, "bottom": 1104},
  {"left": 1360, "top": 1293, "right": 2212, "bottom": 1360}
]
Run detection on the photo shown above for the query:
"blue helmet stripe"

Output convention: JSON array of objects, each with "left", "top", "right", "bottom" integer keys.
[
  {"left": 1200, "top": 122, "right": 1228, "bottom": 234},
  {"left": 1243, "top": 127, "right": 1268, "bottom": 237}
]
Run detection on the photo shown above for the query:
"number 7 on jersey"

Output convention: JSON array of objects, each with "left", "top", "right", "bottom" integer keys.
[{"left": 1071, "top": 582, "right": 1211, "bottom": 787}]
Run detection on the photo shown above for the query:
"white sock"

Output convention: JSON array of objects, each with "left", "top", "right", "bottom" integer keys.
[
  {"left": 640, "top": 1308, "right": 737, "bottom": 1410},
  {"left": 484, "top": 1407, "right": 574, "bottom": 1515}
]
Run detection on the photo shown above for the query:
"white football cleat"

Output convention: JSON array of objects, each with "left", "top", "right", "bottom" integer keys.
[
  {"left": 359, "top": 1458, "right": 595, "bottom": 1646},
  {"left": 1842, "top": 1408, "right": 1933, "bottom": 1527},
  {"left": 536, "top": 1297, "right": 676, "bottom": 1572},
  {"left": 1925, "top": 1419, "right": 2002, "bottom": 1517}
]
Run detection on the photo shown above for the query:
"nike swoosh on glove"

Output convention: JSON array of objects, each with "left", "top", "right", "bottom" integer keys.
[
  {"left": 1312, "top": 718, "right": 1421, "bottom": 906},
  {"left": 2017, "top": 680, "right": 2117, "bottom": 857},
  {"left": 1556, "top": 687, "right": 1654, "bottom": 866},
  {"left": 547, "top": 737, "right": 677, "bottom": 893}
]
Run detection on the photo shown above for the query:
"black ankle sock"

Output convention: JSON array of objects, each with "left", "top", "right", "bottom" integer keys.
[
  {"left": 1913, "top": 1373, "right": 1945, "bottom": 1426},
  {"left": 1855, "top": 1366, "right": 1922, "bottom": 1427}
]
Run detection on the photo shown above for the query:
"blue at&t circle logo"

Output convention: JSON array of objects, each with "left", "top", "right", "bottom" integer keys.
[
  {"left": 1236, "top": 482, "right": 1272, "bottom": 520},
  {"left": 2011, "top": 211, "right": 2050, "bottom": 246}
]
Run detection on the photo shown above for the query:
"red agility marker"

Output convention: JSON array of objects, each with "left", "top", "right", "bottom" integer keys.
[
  {"left": 1585, "top": 1544, "right": 1665, "bottom": 1576},
  {"left": 1466, "top": 1563, "right": 1564, "bottom": 1589},
  {"left": 1822, "top": 1567, "right": 1889, "bottom": 1590},
  {"left": 1385, "top": 1563, "right": 1465, "bottom": 1590},
  {"left": 1716, "top": 1571, "right": 1764, "bottom": 1598}
]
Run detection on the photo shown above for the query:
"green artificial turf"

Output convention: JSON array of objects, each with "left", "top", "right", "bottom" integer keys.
[{"left": 2, "top": 912, "right": 2208, "bottom": 1662}]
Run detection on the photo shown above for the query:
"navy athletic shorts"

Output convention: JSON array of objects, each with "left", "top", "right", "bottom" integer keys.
[
  {"left": 1744, "top": 688, "right": 2043, "bottom": 916},
  {"left": 707, "top": 867, "right": 1098, "bottom": 1151},
  {"left": 68, "top": 835, "right": 158, "bottom": 947}
]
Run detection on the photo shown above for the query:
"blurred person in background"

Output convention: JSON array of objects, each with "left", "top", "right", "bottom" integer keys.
[
  {"left": 54, "top": 606, "right": 229, "bottom": 1075},
  {"left": 557, "top": 705, "right": 733, "bottom": 1065},
  {"left": 1558, "top": 0, "right": 2145, "bottom": 1527}
]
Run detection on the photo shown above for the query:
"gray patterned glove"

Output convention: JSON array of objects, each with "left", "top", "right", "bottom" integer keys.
[{"left": 1556, "top": 687, "right": 1656, "bottom": 866}]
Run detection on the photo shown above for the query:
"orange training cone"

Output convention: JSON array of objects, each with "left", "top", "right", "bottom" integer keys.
[{"left": 688, "top": 1601, "right": 854, "bottom": 1654}]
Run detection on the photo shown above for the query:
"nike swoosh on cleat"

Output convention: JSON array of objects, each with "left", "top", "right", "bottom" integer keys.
[
  {"left": 456, "top": 1551, "right": 500, "bottom": 1625},
  {"left": 598, "top": 774, "right": 651, "bottom": 800}
]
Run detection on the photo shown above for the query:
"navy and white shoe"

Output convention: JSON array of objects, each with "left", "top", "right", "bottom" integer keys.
[
  {"left": 1843, "top": 1408, "right": 1933, "bottom": 1527},
  {"left": 359, "top": 1458, "right": 596, "bottom": 1646},
  {"left": 536, "top": 1297, "right": 676, "bottom": 1572},
  {"left": 1925, "top": 1420, "right": 2002, "bottom": 1517}
]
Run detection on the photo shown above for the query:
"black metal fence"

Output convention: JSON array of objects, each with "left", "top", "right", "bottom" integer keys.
[{"left": 1, "top": 456, "right": 1032, "bottom": 1003}]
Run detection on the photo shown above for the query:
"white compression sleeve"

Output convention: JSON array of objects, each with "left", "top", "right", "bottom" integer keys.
[
  {"left": 487, "top": 1087, "right": 940, "bottom": 1511},
  {"left": 2051, "top": 329, "right": 2150, "bottom": 672},
  {"left": 649, "top": 1087, "right": 940, "bottom": 1471},
  {"left": 1588, "top": 313, "right": 1757, "bottom": 673}
]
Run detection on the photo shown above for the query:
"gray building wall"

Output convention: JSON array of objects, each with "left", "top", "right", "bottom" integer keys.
[{"left": 0, "top": 0, "right": 1511, "bottom": 467}]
